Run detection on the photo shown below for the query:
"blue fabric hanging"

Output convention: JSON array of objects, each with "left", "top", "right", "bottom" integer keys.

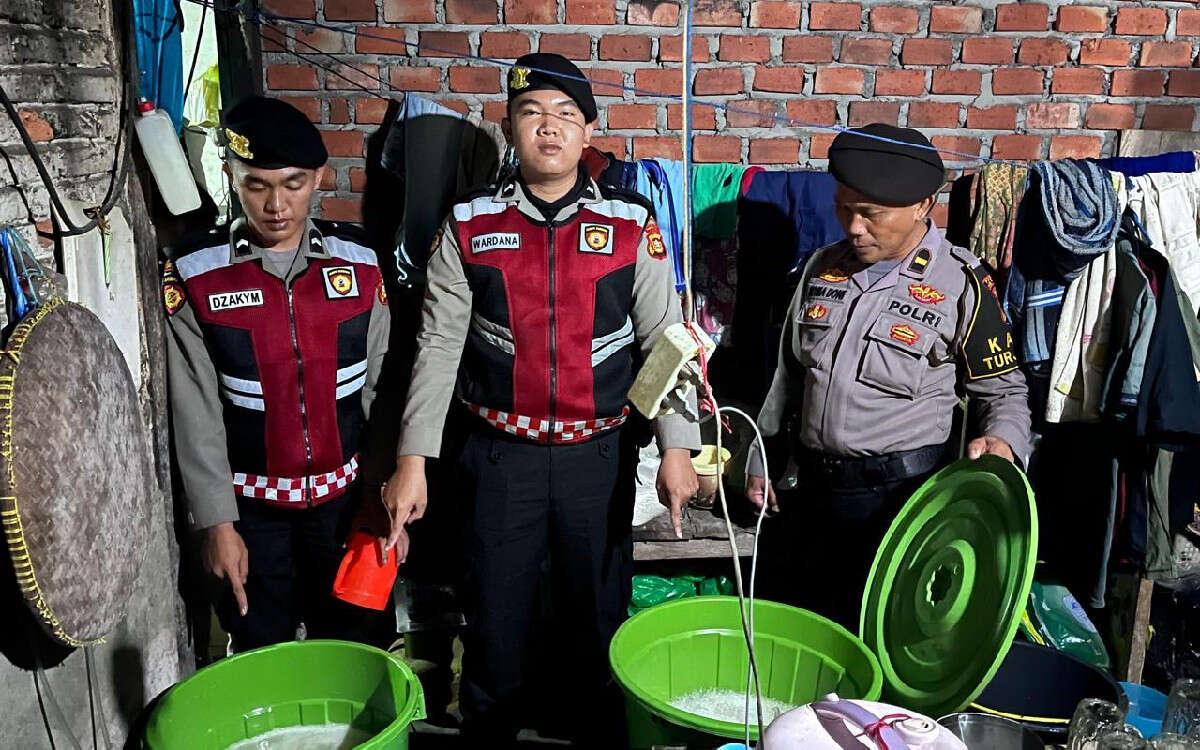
[
  {"left": 134, "top": 0, "right": 185, "bottom": 132},
  {"left": 635, "top": 159, "right": 686, "bottom": 291}
]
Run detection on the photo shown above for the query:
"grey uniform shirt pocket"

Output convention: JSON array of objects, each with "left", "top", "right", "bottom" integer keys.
[
  {"left": 858, "top": 314, "right": 937, "bottom": 398},
  {"left": 794, "top": 302, "right": 839, "bottom": 369}
]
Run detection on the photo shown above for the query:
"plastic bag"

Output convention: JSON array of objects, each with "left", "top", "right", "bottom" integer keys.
[
  {"left": 697, "top": 575, "right": 735, "bottom": 597},
  {"left": 1020, "top": 581, "right": 1111, "bottom": 671},
  {"left": 628, "top": 575, "right": 736, "bottom": 616}
]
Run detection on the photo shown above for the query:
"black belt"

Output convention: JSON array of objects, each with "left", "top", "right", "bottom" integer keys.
[{"left": 798, "top": 443, "right": 947, "bottom": 489}]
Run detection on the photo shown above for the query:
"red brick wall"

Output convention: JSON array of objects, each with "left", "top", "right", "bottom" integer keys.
[
  {"left": 1, "top": 0, "right": 121, "bottom": 251},
  {"left": 258, "top": 0, "right": 1200, "bottom": 223}
]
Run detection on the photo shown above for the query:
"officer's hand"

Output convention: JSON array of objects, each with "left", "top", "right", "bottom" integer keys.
[
  {"left": 388, "top": 524, "right": 411, "bottom": 566},
  {"left": 381, "top": 456, "right": 427, "bottom": 554},
  {"left": 656, "top": 448, "right": 699, "bottom": 540},
  {"left": 745, "top": 474, "right": 779, "bottom": 514},
  {"left": 204, "top": 522, "right": 249, "bottom": 616},
  {"left": 966, "top": 435, "right": 1015, "bottom": 463}
]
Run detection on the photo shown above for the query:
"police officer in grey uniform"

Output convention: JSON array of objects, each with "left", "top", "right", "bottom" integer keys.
[{"left": 746, "top": 124, "right": 1032, "bottom": 629}]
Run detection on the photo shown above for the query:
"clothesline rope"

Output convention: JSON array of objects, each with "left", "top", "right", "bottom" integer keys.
[{"left": 185, "top": 0, "right": 1026, "bottom": 167}]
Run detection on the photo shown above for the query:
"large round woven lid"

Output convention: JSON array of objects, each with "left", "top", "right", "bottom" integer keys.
[
  {"left": 1, "top": 298, "right": 154, "bottom": 646},
  {"left": 859, "top": 456, "right": 1038, "bottom": 719}
]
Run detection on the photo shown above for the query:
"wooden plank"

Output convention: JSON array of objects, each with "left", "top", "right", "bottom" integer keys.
[
  {"left": 634, "top": 534, "right": 757, "bottom": 561},
  {"left": 1125, "top": 577, "right": 1155, "bottom": 684},
  {"left": 634, "top": 501, "right": 759, "bottom": 542}
]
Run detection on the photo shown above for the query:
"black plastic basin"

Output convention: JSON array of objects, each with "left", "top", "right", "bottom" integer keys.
[{"left": 971, "top": 641, "right": 1126, "bottom": 742}]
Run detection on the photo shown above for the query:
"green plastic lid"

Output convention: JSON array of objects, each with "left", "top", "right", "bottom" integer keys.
[{"left": 858, "top": 455, "right": 1038, "bottom": 719}]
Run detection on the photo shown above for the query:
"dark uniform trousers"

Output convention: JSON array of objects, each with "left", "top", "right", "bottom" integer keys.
[
  {"left": 761, "top": 443, "right": 947, "bottom": 631},
  {"left": 215, "top": 489, "right": 386, "bottom": 652},
  {"left": 456, "top": 424, "right": 636, "bottom": 749}
]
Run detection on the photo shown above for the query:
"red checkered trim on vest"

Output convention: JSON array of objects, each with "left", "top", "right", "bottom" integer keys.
[
  {"left": 233, "top": 455, "right": 358, "bottom": 504},
  {"left": 464, "top": 403, "right": 629, "bottom": 444}
]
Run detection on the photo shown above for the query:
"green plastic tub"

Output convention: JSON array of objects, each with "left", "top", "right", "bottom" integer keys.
[
  {"left": 610, "top": 596, "right": 882, "bottom": 748},
  {"left": 144, "top": 640, "right": 425, "bottom": 749}
]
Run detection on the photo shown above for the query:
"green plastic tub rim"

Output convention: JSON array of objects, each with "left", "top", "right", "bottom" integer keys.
[
  {"left": 610, "top": 596, "right": 883, "bottom": 740},
  {"left": 144, "top": 639, "right": 425, "bottom": 749}
]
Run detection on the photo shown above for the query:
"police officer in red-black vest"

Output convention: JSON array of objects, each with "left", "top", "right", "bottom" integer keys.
[
  {"left": 164, "top": 97, "right": 392, "bottom": 651},
  {"left": 380, "top": 54, "right": 701, "bottom": 746}
]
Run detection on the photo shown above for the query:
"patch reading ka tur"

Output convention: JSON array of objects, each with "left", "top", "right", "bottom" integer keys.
[
  {"left": 208, "top": 290, "right": 264, "bottom": 312},
  {"left": 962, "top": 266, "right": 1018, "bottom": 380},
  {"left": 471, "top": 233, "right": 522, "bottom": 253}
]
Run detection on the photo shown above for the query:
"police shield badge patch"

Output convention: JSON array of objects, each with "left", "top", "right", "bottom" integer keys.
[
  {"left": 323, "top": 266, "right": 358, "bottom": 298},
  {"left": 645, "top": 218, "right": 666, "bottom": 260},
  {"left": 162, "top": 260, "right": 186, "bottom": 316},
  {"left": 580, "top": 224, "right": 613, "bottom": 255}
]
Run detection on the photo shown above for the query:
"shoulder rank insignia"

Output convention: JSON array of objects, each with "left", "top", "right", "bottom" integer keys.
[{"left": 907, "top": 247, "right": 932, "bottom": 275}]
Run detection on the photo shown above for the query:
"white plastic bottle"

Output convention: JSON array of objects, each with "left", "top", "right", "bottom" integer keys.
[{"left": 133, "top": 99, "right": 202, "bottom": 215}]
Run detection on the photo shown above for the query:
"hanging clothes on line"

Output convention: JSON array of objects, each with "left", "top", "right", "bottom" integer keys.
[
  {"left": 1125, "top": 166, "right": 1200, "bottom": 317},
  {"left": 692, "top": 166, "right": 758, "bottom": 343},
  {"left": 721, "top": 169, "right": 841, "bottom": 404},
  {"left": 635, "top": 158, "right": 686, "bottom": 291},
  {"left": 134, "top": 0, "right": 185, "bottom": 131},
  {"left": 1124, "top": 217, "right": 1200, "bottom": 580},
  {"left": 692, "top": 163, "right": 747, "bottom": 240},
  {"left": 1093, "top": 150, "right": 1197, "bottom": 178},
  {"left": 1010, "top": 159, "right": 1120, "bottom": 391},
  {"left": 582, "top": 147, "right": 638, "bottom": 191},
  {"left": 966, "top": 162, "right": 1029, "bottom": 273},
  {"left": 1102, "top": 222, "right": 1159, "bottom": 423},
  {"left": 1045, "top": 175, "right": 1127, "bottom": 424},
  {"left": 1032, "top": 159, "right": 1122, "bottom": 281},
  {"left": 384, "top": 93, "right": 506, "bottom": 286}
]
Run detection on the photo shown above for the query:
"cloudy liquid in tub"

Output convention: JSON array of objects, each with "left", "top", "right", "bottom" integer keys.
[
  {"left": 669, "top": 688, "right": 798, "bottom": 724},
  {"left": 224, "top": 724, "right": 374, "bottom": 750}
]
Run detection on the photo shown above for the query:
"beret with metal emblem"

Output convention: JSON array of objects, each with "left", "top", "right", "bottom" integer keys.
[
  {"left": 220, "top": 95, "right": 328, "bottom": 169},
  {"left": 828, "top": 123, "right": 946, "bottom": 206},
  {"left": 506, "top": 53, "right": 598, "bottom": 124}
]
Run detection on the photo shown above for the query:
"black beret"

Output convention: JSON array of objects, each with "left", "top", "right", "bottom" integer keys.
[
  {"left": 828, "top": 123, "right": 945, "bottom": 206},
  {"left": 221, "top": 96, "right": 328, "bottom": 170},
  {"left": 506, "top": 53, "right": 598, "bottom": 124}
]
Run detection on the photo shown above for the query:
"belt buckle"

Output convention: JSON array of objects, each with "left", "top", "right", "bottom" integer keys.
[{"left": 863, "top": 460, "right": 889, "bottom": 484}]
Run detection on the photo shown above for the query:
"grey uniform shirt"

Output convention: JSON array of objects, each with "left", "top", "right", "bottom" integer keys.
[
  {"left": 397, "top": 177, "right": 701, "bottom": 457},
  {"left": 165, "top": 219, "right": 391, "bottom": 530},
  {"left": 756, "top": 220, "right": 1032, "bottom": 465}
]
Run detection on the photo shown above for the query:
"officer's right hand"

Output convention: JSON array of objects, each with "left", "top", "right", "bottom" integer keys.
[
  {"left": 204, "top": 522, "right": 249, "bottom": 616},
  {"left": 381, "top": 455, "right": 428, "bottom": 554},
  {"left": 745, "top": 475, "right": 779, "bottom": 514}
]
